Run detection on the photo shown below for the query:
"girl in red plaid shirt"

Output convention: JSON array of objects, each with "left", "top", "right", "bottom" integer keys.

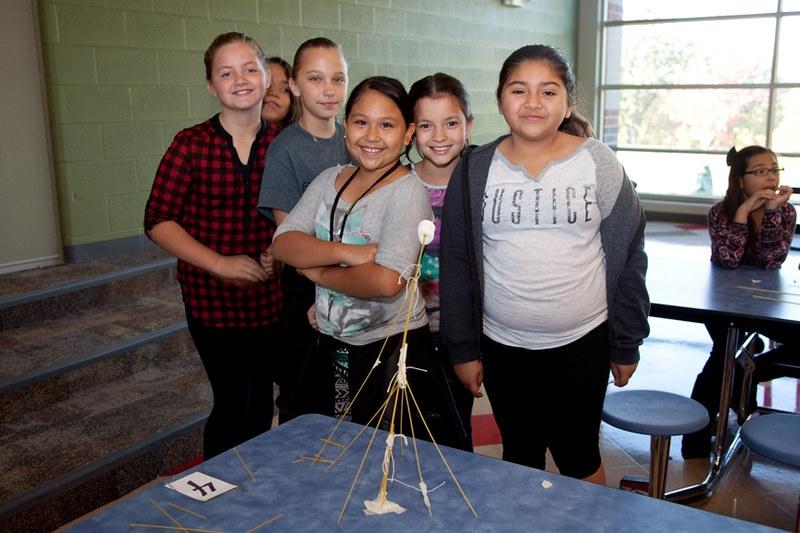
[{"left": 144, "top": 32, "right": 282, "bottom": 459}]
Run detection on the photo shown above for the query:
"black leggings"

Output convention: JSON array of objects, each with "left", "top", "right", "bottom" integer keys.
[
  {"left": 186, "top": 313, "right": 278, "bottom": 459},
  {"left": 294, "top": 326, "right": 467, "bottom": 449},
  {"left": 273, "top": 266, "right": 318, "bottom": 423},
  {"left": 481, "top": 323, "right": 610, "bottom": 479}
]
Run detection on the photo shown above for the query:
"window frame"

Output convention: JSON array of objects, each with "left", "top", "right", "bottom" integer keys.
[{"left": 579, "top": 1, "right": 800, "bottom": 213}]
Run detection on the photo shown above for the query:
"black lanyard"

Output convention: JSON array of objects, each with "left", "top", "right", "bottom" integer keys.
[{"left": 328, "top": 161, "right": 402, "bottom": 242}]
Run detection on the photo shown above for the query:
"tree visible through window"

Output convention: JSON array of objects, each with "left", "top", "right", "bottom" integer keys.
[{"left": 599, "top": 1, "right": 799, "bottom": 199}]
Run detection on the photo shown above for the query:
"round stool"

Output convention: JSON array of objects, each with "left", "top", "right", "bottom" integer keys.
[
  {"left": 740, "top": 413, "right": 800, "bottom": 533},
  {"left": 602, "top": 389, "right": 709, "bottom": 498},
  {"left": 741, "top": 413, "right": 800, "bottom": 467}
]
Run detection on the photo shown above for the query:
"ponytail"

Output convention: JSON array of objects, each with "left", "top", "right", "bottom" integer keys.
[{"left": 561, "top": 110, "right": 594, "bottom": 138}]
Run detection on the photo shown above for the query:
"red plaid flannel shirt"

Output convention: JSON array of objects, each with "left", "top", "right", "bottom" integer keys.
[{"left": 145, "top": 115, "right": 283, "bottom": 328}]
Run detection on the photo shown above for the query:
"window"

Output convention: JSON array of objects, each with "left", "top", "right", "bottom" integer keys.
[{"left": 599, "top": 1, "right": 799, "bottom": 200}]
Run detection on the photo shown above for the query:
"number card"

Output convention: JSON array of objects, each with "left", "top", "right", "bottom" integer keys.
[{"left": 166, "top": 472, "right": 237, "bottom": 502}]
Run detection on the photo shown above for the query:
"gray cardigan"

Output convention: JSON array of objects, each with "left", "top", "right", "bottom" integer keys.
[{"left": 439, "top": 136, "right": 650, "bottom": 365}]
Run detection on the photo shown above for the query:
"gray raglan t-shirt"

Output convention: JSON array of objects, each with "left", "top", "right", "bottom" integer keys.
[
  {"left": 257, "top": 122, "right": 351, "bottom": 220},
  {"left": 275, "top": 165, "right": 432, "bottom": 345}
]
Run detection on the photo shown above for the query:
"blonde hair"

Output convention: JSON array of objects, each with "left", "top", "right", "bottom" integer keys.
[{"left": 290, "top": 37, "right": 346, "bottom": 122}]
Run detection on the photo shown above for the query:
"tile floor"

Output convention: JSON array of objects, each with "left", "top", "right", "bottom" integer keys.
[{"left": 470, "top": 221, "right": 800, "bottom": 531}]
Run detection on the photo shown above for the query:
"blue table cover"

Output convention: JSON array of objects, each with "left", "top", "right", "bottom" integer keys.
[{"left": 67, "top": 414, "right": 779, "bottom": 532}]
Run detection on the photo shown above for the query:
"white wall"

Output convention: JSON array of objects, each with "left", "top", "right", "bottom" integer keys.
[{"left": 0, "top": 0, "right": 61, "bottom": 273}]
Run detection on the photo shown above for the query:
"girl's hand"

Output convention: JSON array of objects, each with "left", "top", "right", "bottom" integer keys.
[
  {"left": 734, "top": 189, "right": 773, "bottom": 222},
  {"left": 453, "top": 360, "right": 484, "bottom": 398},
  {"left": 610, "top": 361, "right": 638, "bottom": 387},
  {"left": 212, "top": 254, "right": 267, "bottom": 287},
  {"left": 259, "top": 245, "right": 282, "bottom": 279},
  {"left": 306, "top": 304, "right": 319, "bottom": 330},
  {"left": 297, "top": 266, "right": 326, "bottom": 284},
  {"left": 339, "top": 243, "right": 378, "bottom": 266},
  {"left": 766, "top": 185, "right": 793, "bottom": 210}
]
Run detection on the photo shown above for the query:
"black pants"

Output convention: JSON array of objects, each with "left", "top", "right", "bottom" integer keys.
[
  {"left": 432, "top": 332, "right": 474, "bottom": 451},
  {"left": 295, "top": 326, "right": 467, "bottom": 449},
  {"left": 186, "top": 313, "right": 278, "bottom": 460},
  {"left": 273, "top": 266, "right": 318, "bottom": 423},
  {"left": 481, "top": 323, "right": 610, "bottom": 479}
]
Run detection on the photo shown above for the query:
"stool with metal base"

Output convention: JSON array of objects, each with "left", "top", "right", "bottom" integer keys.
[
  {"left": 602, "top": 389, "right": 709, "bottom": 499},
  {"left": 740, "top": 413, "right": 800, "bottom": 533}
]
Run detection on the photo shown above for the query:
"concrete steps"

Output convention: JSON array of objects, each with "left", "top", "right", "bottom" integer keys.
[{"left": 0, "top": 252, "right": 212, "bottom": 532}]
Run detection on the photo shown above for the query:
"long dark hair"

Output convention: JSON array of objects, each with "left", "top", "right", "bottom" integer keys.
[
  {"left": 722, "top": 145, "right": 776, "bottom": 221},
  {"left": 497, "top": 44, "right": 593, "bottom": 138},
  {"left": 267, "top": 56, "right": 296, "bottom": 129},
  {"left": 204, "top": 32, "right": 266, "bottom": 81},
  {"left": 723, "top": 145, "right": 778, "bottom": 265}
]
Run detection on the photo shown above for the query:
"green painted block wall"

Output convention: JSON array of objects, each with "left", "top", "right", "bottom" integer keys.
[{"left": 39, "top": 0, "right": 576, "bottom": 246}]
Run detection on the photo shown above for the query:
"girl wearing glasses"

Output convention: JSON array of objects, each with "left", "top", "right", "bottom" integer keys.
[
  {"left": 683, "top": 145, "right": 797, "bottom": 459},
  {"left": 709, "top": 145, "right": 794, "bottom": 269}
]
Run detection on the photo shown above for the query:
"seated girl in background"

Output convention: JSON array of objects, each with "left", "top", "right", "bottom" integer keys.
[
  {"left": 710, "top": 146, "right": 794, "bottom": 269},
  {"left": 272, "top": 76, "right": 461, "bottom": 445},
  {"left": 683, "top": 145, "right": 798, "bottom": 458}
]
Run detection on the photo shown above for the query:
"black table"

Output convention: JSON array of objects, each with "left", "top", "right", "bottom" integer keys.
[
  {"left": 646, "top": 241, "right": 800, "bottom": 502},
  {"left": 65, "top": 414, "right": 779, "bottom": 532}
]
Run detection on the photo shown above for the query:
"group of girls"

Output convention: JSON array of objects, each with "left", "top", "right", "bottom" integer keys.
[{"left": 144, "top": 31, "right": 654, "bottom": 486}]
